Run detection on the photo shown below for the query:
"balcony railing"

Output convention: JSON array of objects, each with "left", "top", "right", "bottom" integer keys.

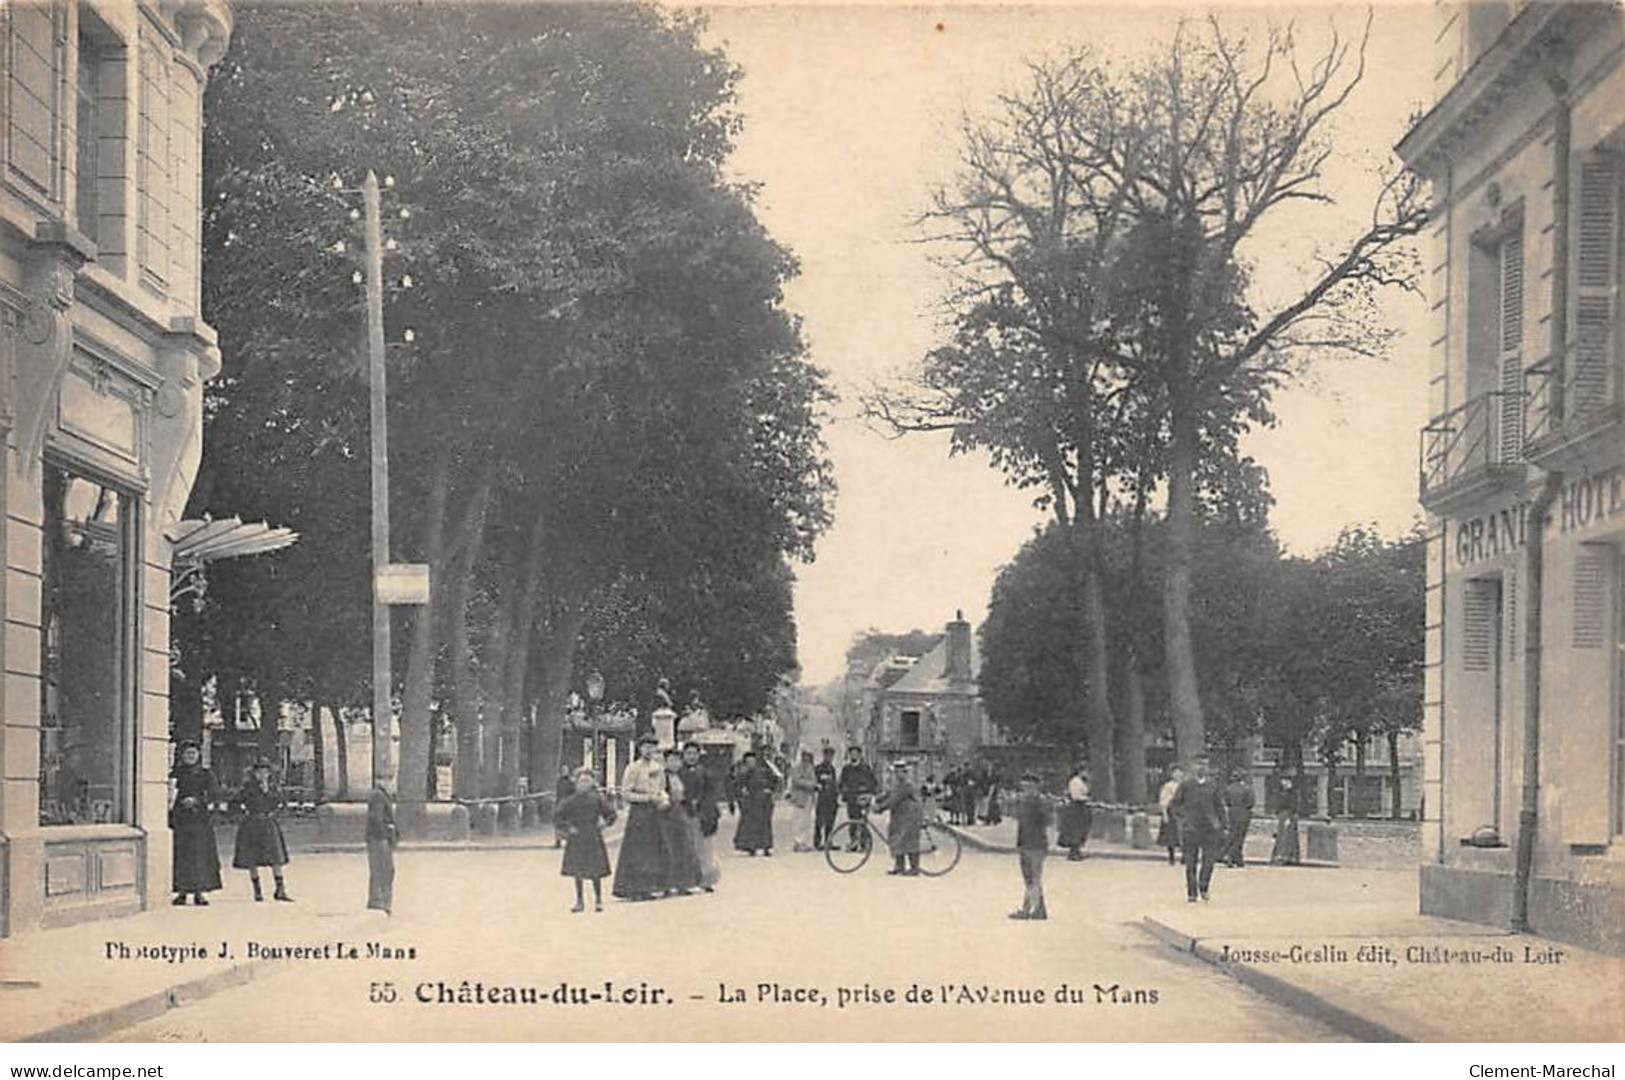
[
  {"left": 1524, "top": 338, "right": 1622, "bottom": 451},
  {"left": 1419, "top": 390, "right": 1524, "bottom": 504}
]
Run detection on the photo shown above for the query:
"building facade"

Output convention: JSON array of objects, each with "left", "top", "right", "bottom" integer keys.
[
  {"left": 0, "top": 0, "right": 230, "bottom": 935},
  {"left": 862, "top": 611, "right": 1004, "bottom": 775},
  {"left": 1399, "top": 1, "right": 1624, "bottom": 952}
]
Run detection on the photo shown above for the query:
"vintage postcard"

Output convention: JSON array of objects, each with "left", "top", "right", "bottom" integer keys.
[{"left": 0, "top": 0, "right": 1622, "bottom": 1046}]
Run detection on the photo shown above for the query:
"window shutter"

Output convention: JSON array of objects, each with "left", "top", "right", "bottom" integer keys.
[
  {"left": 1573, "top": 158, "right": 1618, "bottom": 419},
  {"left": 1574, "top": 551, "right": 1606, "bottom": 650},
  {"left": 1463, "top": 580, "right": 1497, "bottom": 672},
  {"left": 1499, "top": 224, "right": 1525, "bottom": 461}
]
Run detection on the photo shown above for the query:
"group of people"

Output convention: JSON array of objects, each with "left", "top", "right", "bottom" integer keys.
[
  {"left": 169, "top": 742, "right": 401, "bottom": 914},
  {"left": 1154, "top": 756, "right": 1302, "bottom": 903},
  {"left": 937, "top": 763, "right": 1004, "bottom": 827}
]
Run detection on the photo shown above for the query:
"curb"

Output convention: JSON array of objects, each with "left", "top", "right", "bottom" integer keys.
[
  {"left": 16, "top": 913, "right": 377, "bottom": 1043},
  {"left": 946, "top": 825, "right": 1337, "bottom": 869},
  {"left": 1138, "top": 917, "right": 1410, "bottom": 1043}
]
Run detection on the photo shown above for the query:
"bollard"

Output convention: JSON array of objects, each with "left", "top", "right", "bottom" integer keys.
[
  {"left": 1129, "top": 811, "right": 1153, "bottom": 849},
  {"left": 497, "top": 801, "right": 521, "bottom": 834},
  {"left": 1305, "top": 821, "right": 1339, "bottom": 862},
  {"left": 473, "top": 801, "right": 499, "bottom": 837}
]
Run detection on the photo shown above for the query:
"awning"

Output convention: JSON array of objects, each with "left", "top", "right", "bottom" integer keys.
[{"left": 169, "top": 516, "right": 299, "bottom": 564}]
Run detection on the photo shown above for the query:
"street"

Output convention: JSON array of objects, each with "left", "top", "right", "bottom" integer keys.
[{"left": 110, "top": 827, "right": 1344, "bottom": 1042}]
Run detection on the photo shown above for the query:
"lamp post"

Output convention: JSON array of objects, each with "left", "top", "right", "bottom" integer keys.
[{"left": 586, "top": 671, "right": 606, "bottom": 786}]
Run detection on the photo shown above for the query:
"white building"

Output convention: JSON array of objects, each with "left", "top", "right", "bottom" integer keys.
[
  {"left": 1398, "top": 0, "right": 1624, "bottom": 953},
  {"left": 0, "top": 0, "right": 231, "bottom": 934}
]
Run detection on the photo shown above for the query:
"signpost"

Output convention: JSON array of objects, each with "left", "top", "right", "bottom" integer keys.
[{"left": 376, "top": 563, "right": 431, "bottom": 606}]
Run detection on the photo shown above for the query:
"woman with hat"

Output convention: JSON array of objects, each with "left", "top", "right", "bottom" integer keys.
[
  {"left": 612, "top": 736, "right": 670, "bottom": 900},
  {"left": 232, "top": 757, "right": 293, "bottom": 902},
  {"left": 731, "top": 751, "right": 777, "bottom": 856},
  {"left": 168, "top": 741, "right": 222, "bottom": 905}
]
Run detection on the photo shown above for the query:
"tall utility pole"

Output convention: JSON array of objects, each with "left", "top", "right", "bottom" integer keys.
[{"left": 364, "top": 169, "right": 394, "bottom": 788}]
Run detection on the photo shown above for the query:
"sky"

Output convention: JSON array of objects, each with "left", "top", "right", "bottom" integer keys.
[{"left": 686, "top": 2, "right": 1437, "bottom": 685}]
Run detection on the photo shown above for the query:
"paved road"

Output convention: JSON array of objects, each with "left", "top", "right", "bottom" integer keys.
[{"left": 112, "top": 829, "right": 1342, "bottom": 1042}]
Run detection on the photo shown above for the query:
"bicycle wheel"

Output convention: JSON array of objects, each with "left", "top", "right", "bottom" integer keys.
[
  {"left": 825, "top": 821, "right": 874, "bottom": 874},
  {"left": 917, "top": 822, "right": 962, "bottom": 877}
]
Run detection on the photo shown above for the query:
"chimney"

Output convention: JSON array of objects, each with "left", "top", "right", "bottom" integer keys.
[{"left": 944, "top": 610, "right": 973, "bottom": 686}]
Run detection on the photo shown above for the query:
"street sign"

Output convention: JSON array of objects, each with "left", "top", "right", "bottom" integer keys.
[{"left": 375, "top": 562, "right": 430, "bottom": 605}]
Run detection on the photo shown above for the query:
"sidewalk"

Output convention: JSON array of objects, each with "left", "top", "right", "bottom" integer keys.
[
  {"left": 1134, "top": 863, "right": 1625, "bottom": 1042},
  {"left": 948, "top": 818, "right": 1324, "bottom": 866},
  {"left": 1, "top": 830, "right": 609, "bottom": 1043}
]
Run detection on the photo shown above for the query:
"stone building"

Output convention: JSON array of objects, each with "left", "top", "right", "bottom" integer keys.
[
  {"left": 863, "top": 611, "right": 1003, "bottom": 775},
  {"left": 1398, "top": 0, "right": 1623, "bottom": 952},
  {"left": 0, "top": 0, "right": 231, "bottom": 935}
]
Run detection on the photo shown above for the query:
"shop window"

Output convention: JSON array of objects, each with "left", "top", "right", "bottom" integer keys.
[{"left": 38, "top": 464, "right": 133, "bottom": 826}]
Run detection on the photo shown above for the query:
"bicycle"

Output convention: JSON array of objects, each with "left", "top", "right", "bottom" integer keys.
[{"left": 823, "top": 805, "right": 962, "bottom": 877}]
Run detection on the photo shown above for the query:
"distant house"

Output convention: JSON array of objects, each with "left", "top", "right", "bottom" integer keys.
[{"left": 862, "top": 611, "right": 997, "bottom": 775}]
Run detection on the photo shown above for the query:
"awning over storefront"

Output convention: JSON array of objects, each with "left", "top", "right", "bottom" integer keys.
[{"left": 168, "top": 516, "right": 299, "bottom": 605}]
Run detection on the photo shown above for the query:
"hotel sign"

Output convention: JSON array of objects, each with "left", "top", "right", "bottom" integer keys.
[{"left": 1455, "top": 467, "right": 1625, "bottom": 567}]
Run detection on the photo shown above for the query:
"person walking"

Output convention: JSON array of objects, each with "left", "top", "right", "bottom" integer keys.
[
  {"left": 1223, "top": 770, "right": 1255, "bottom": 868},
  {"left": 1157, "top": 765, "right": 1185, "bottom": 865},
  {"left": 1058, "top": 764, "right": 1093, "bottom": 861},
  {"left": 875, "top": 761, "right": 923, "bottom": 875},
  {"left": 984, "top": 771, "right": 1005, "bottom": 826},
  {"left": 557, "top": 768, "right": 616, "bottom": 912},
  {"left": 732, "top": 751, "right": 777, "bottom": 856},
  {"left": 812, "top": 746, "right": 840, "bottom": 849},
  {"left": 232, "top": 757, "right": 292, "bottom": 902},
  {"left": 679, "top": 742, "right": 721, "bottom": 891},
  {"left": 1009, "top": 772, "right": 1053, "bottom": 920},
  {"left": 660, "top": 749, "right": 703, "bottom": 895},
  {"left": 365, "top": 782, "right": 398, "bottom": 914},
  {"left": 612, "top": 736, "right": 669, "bottom": 901},
  {"left": 1270, "top": 776, "right": 1302, "bottom": 866},
  {"left": 168, "top": 741, "right": 221, "bottom": 906},
  {"left": 837, "top": 746, "right": 878, "bottom": 847},
  {"left": 1169, "top": 755, "right": 1228, "bottom": 902},
  {"left": 552, "top": 765, "right": 575, "bottom": 849},
  {"left": 788, "top": 750, "right": 818, "bottom": 852}
]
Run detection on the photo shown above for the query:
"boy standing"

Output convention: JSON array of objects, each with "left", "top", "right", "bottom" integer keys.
[{"left": 1010, "top": 772, "right": 1053, "bottom": 920}]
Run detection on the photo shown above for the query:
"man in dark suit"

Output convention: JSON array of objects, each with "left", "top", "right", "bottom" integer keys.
[
  {"left": 1222, "top": 770, "right": 1255, "bottom": 867},
  {"left": 1169, "top": 755, "right": 1228, "bottom": 902},
  {"left": 812, "top": 746, "right": 840, "bottom": 849},
  {"left": 837, "top": 747, "right": 878, "bottom": 848}
]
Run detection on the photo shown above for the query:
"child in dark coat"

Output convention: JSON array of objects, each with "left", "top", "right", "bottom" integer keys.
[
  {"left": 1011, "top": 772, "right": 1054, "bottom": 920},
  {"left": 557, "top": 769, "right": 617, "bottom": 913}
]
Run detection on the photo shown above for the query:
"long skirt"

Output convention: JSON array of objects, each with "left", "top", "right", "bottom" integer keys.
[
  {"left": 233, "top": 814, "right": 289, "bottom": 869},
  {"left": 1270, "top": 816, "right": 1301, "bottom": 865},
  {"left": 691, "top": 819, "right": 721, "bottom": 888},
  {"left": 612, "top": 803, "right": 668, "bottom": 898},
  {"left": 172, "top": 813, "right": 222, "bottom": 894},
  {"left": 660, "top": 809, "right": 703, "bottom": 890},
  {"left": 562, "top": 828, "right": 611, "bottom": 880},
  {"left": 1156, "top": 816, "right": 1180, "bottom": 849},
  {"left": 366, "top": 838, "right": 395, "bottom": 912},
  {"left": 1058, "top": 802, "right": 1092, "bottom": 849},
  {"left": 734, "top": 793, "right": 774, "bottom": 853}
]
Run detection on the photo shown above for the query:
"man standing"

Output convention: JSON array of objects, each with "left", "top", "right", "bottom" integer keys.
[
  {"left": 875, "top": 761, "right": 923, "bottom": 875},
  {"left": 1169, "top": 755, "right": 1228, "bottom": 902},
  {"left": 1009, "top": 772, "right": 1053, "bottom": 920},
  {"left": 838, "top": 746, "right": 878, "bottom": 847},
  {"left": 1223, "top": 769, "right": 1255, "bottom": 868},
  {"left": 812, "top": 746, "right": 840, "bottom": 849}
]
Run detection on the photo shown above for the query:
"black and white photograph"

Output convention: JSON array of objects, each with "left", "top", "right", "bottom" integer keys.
[{"left": 0, "top": 0, "right": 1622, "bottom": 1050}]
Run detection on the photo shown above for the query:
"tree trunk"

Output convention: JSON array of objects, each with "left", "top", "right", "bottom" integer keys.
[
  {"left": 1118, "top": 652, "right": 1149, "bottom": 804},
  {"left": 448, "top": 559, "right": 482, "bottom": 800},
  {"left": 256, "top": 694, "right": 279, "bottom": 762},
  {"left": 1387, "top": 728, "right": 1403, "bottom": 820},
  {"left": 500, "top": 512, "right": 549, "bottom": 793},
  {"left": 529, "top": 600, "right": 587, "bottom": 791},
  {"left": 333, "top": 706, "right": 350, "bottom": 799},
  {"left": 1162, "top": 405, "right": 1205, "bottom": 763},
  {"left": 1079, "top": 550, "right": 1117, "bottom": 802},
  {"left": 478, "top": 578, "right": 516, "bottom": 797},
  {"left": 309, "top": 700, "right": 326, "bottom": 800},
  {"left": 398, "top": 453, "right": 450, "bottom": 812}
]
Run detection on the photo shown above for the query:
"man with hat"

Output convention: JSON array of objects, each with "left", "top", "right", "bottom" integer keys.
[
  {"left": 874, "top": 760, "right": 924, "bottom": 875},
  {"left": 812, "top": 745, "right": 840, "bottom": 850},
  {"left": 1168, "top": 754, "right": 1228, "bottom": 902},
  {"left": 837, "top": 746, "right": 878, "bottom": 849},
  {"left": 1222, "top": 768, "right": 1256, "bottom": 868}
]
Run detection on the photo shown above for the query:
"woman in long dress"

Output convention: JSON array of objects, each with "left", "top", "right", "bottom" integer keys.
[
  {"left": 169, "top": 741, "right": 222, "bottom": 905},
  {"left": 732, "top": 752, "right": 776, "bottom": 855},
  {"left": 1270, "top": 776, "right": 1302, "bottom": 865},
  {"left": 1156, "top": 766, "right": 1185, "bottom": 865},
  {"left": 1057, "top": 764, "right": 1093, "bottom": 860},
  {"left": 612, "top": 737, "right": 669, "bottom": 900},
  {"left": 659, "top": 749, "right": 703, "bottom": 894},
  {"left": 232, "top": 757, "right": 292, "bottom": 902},
  {"left": 679, "top": 743, "right": 721, "bottom": 891}
]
